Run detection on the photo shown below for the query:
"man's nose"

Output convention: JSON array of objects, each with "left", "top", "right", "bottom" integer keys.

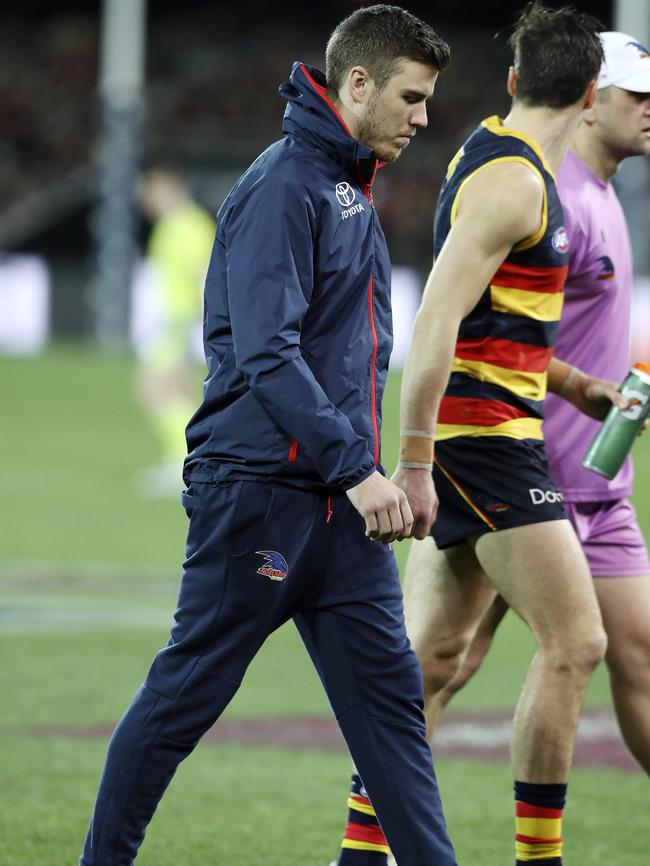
[{"left": 411, "top": 102, "right": 428, "bottom": 129}]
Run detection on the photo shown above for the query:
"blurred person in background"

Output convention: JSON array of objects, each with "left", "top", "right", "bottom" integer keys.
[
  {"left": 134, "top": 166, "right": 215, "bottom": 495},
  {"left": 78, "top": 7, "right": 460, "bottom": 866},
  {"left": 407, "top": 29, "right": 650, "bottom": 775}
]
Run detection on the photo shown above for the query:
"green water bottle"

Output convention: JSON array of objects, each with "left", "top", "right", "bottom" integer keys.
[{"left": 582, "top": 362, "right": 650, "bottom": 480}]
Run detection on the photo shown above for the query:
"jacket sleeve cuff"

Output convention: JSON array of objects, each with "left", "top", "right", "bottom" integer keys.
[{"left": 338, "top": 460, "right": 378, "bottom": 491}]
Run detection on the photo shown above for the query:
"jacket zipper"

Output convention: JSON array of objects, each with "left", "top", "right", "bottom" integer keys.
[{"left": 366, "top": 275, "right": 380, "bottom": 465}]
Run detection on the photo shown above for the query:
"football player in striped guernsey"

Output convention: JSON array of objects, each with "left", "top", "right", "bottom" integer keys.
[
  {"left": 408, "top": 24, "right": 650, "bottom": 809},
  {"left": 396, "top": 8, "right": 620, "bottom": 866}
]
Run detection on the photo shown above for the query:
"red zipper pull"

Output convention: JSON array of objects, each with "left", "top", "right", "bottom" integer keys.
[{"left": 326, "top": 495, "right": 333, "bottom": 524}]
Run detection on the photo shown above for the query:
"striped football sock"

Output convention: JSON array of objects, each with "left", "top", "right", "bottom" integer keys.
[
  {"left": 514, "top": 780, "right": 567, "bottom": 865},
  {"left": 337, "top": 774, "right": 389, "bottom": 866}
]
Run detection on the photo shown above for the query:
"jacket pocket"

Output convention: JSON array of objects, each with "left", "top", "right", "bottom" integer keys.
[
  {"left": 181, "top": 480, "right": 274, "bottom": 558},
  {"left": 227, "top": 481, "right": 275, "bottom": 557}
]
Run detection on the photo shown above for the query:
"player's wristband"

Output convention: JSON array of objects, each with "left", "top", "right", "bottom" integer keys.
[
  {"left": 399, "top": 429, "right": 434, "bottom": 469},
  {"left": 559, "top": 365, "right": 578, "bottom": 398}
]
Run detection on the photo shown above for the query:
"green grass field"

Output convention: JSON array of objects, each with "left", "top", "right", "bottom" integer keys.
[{"left": 1, "top": 347, "right": 649, "bottom": 865}]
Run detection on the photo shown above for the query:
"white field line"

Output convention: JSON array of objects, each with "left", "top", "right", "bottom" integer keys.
[
  {"left": 0, "top": 559, "right": 178, "bottom": 582},
  {"left": 434, "top": 712, "right": 620, "bottom": 750},
  {"left": 0, "top": 561, "right": 179, "bottom": 633}
]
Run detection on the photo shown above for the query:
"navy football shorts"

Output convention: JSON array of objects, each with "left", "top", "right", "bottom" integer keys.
[{"left": 431, "top": 436, "right": 567, "bottom": 549}]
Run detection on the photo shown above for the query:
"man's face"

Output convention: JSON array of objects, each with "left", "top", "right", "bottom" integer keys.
[
  {"left": 356, "top": 60, "right": 438, "bottom": 163},
  {"left": 596, "top": 86, "right": 650, "bottom": 159}
]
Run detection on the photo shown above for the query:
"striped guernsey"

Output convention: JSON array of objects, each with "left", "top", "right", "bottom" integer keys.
[{"left": 433, "top": 115, "right": 569, "bottom": 442}]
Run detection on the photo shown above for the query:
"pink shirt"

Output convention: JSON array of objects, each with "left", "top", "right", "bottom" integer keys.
[{"left": 543, "top": 149, "right": 633, "bottom": 501}]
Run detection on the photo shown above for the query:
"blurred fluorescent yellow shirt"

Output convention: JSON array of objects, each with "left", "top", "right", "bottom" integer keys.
[{"left": 147, "top": 203, "right": 215, "bottom": 367}]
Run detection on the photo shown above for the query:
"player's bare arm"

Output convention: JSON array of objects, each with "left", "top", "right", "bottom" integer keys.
[
  {"left": 548, "top": 356, "right": 628, "bottom": 419},
  {"left": 394, "top": 161, "right": 545, "bottom": 538}
]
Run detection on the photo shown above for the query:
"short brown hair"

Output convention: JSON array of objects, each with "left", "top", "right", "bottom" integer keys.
[
  {"left": 509, "top": 1, "right": 603, "bottom": 108},
  {"left": 326, "top": 4, "right": 450, "bottom": 98}
]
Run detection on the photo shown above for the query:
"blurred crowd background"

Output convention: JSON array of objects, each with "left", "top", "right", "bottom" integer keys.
[{"left": 0, "top": 0, "right": 648, "bottom": 353}]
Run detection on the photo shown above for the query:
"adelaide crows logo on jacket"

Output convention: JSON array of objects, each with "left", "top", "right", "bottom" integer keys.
[{"left": 255, "top": 550, "right": 289, "bottom": 581}]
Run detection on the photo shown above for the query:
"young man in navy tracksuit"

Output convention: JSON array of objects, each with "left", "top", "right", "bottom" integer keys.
[{"left": 79, "top": 7, "right": 457, "bottom": 865}]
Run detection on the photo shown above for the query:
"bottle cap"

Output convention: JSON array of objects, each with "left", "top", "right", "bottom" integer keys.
[{"left": 633, "top": 362, "right": 650, "bottom": 375}]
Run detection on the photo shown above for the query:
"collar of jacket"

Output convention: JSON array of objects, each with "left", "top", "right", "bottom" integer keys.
[{"left": 280, "top": 61, "right": 380, "bottom": 190}]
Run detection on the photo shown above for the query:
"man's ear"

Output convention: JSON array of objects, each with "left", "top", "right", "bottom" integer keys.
[
  {"left": 344, "top": 65, "right": 374, "bottom": 108},
  {"left": 583, "top": 79, "right": 598, "bottom": 110},
  {"left": 507, "top": 65, "right": 517, "bottom": 98},
  {"left": 581, "top": 102, "right": 598, "bottom": 126}
]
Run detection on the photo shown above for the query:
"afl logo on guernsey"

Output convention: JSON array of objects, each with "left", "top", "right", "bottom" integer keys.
[{"left": 551, "top": 226, "right": 569, "bottom": 253}]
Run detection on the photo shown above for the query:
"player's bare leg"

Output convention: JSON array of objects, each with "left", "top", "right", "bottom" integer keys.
[
  {"left": 473, "top": 520, "right": 607, "bottom": 782},
  {"left": 594, "top": 575, "right": 650, "bottom": 774},
  {"left": 403, "top": 536, "right": 501, "bottom": 736},
  {"left": 420, "top": 595, "right": 509, "bottom": 736},
  {"left": 472, "top": 520, "right": 606, "bottom": 863}
]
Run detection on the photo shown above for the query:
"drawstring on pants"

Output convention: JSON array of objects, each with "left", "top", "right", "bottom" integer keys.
[{"left": 326, "top": 495, "right": 333, "bottom": 524}]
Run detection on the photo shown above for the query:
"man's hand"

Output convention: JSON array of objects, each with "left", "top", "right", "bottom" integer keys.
[
  {"left": 391, "top": 465, "right": 438, "bottom": 540},
  {"left": 346, "top": 470, "right": 414, "bottom": 543},
  {"left": 562, "top": 368, "right": 627, "bottom": 420}
]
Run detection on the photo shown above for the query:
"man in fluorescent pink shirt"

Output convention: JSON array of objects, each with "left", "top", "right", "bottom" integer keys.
[
  {"left": 405, "top": 31, "right": 650, "bottom": 775},
  {"left": 538, "top": 31, "right": 650, "bottom": 770}
]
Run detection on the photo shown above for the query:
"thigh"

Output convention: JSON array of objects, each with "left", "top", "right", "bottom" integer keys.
[
  {"left": 473, "top": 519, "right": 602, "bottom": 644},
  {"left": 595, "top": 575, "right": 650, "bottom": 666},
  {"left": 403, "top": 536, "right": 497, "bottom": 656},
  {"left": 148, "top": 480, "right": 318, "bottom": 695},
  {"left": 296, "top": 498, "right": 419, "bottom": 716}
]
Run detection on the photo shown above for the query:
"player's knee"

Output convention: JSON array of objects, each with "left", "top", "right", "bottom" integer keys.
[
  {"left": 577, "top": 627, "right": 608, "bottom": 673},
  {"left": 418, "top": 634, "right": 470, "bottom": 696},
  {"left": 452, "top": 645, "right": 485, "bottom": 690},
  {"left": 544, "top": 626, "right": 607, "bottom": 678}
]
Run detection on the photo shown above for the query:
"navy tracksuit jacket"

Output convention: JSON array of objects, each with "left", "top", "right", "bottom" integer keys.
[{"left": 79, "top": 62, "right": 457, "bottom": 866}]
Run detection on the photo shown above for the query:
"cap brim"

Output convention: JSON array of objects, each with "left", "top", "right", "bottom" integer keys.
[{"left": 601, "top": 71, "right": 650, "bottom": 93}]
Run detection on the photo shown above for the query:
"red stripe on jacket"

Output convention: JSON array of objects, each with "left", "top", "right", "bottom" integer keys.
[
  {"left": 367, "top": 276, "right": 380, "bottom": 464},
  {"left": 300, "top": 65, "right": 352, "bottom": 137}
]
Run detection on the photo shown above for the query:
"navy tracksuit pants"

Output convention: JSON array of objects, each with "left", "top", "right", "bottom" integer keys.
[{"left": 80, "top": 480, "right": 457, "bottom": 866}]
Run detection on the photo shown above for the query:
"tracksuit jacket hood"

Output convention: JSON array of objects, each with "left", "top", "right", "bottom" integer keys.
[
  {"left": 280, "top": 63, "right": 378, "bottom": 189},
  {"left": 184, "top": 62, "right": 394, "bottom": 492}
]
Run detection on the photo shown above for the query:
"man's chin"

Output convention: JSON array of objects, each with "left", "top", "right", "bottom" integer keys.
[{"left": 374, "top": 146, "right": 402, "bottom": 163}]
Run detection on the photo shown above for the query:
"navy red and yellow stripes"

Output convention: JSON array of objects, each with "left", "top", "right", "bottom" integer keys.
[
  {"left": 433, "top": 115, "right": 570, "bottom": 443},
  {"left": 340, "top": 795, "right": 390, "bottom": 854},
  {"left": 454, "top": 336, "right": 554, "bottom": 371},
  {"left": 439, "top": 396, "right": 532, "bottom": 425},
  {"left": 515, "top": 801, "right": 563, "bottom": 863},
  {"left": 491, "top": 260, "right": 567, "bottom": 293},
  {"left": 338, "top": 776, "right": 390, "bottom": 861}
]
